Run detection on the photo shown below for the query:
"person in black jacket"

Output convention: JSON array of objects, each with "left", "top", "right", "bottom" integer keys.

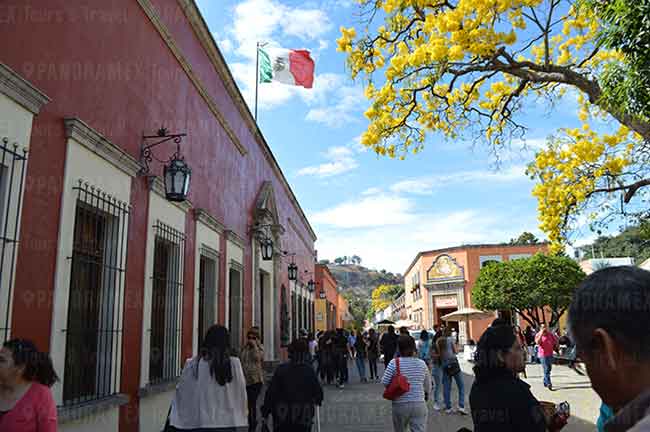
[
  {"left": 380, "top": 326, "right": 399, "bottom": 369},
  {"left": 469, "top": 325, "right": 567, "bottom": 432},
  {"left": 262, "top": 338, "right": 323, "bottom": 432}
]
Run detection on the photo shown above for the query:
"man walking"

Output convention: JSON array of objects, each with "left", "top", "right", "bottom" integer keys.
[
  {"left": 380, "top": 326, "right": 399, "bottom": 370},
  {"left": 568, "top": 266, "right": 650, "bottom": 432},
  {"left": 535, "top": 323, "right": 558, "bottom": 390},
  {"left": 334, "top": 328, "right": 350, "bottom": 388}
]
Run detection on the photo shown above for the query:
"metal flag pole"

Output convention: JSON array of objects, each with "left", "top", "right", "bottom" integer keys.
[
  {"left": 255, "top": 41, "right": 268, "bottom": 122},
  {"left": 255, "top": 41, "right": 260, "bottom": 121}
]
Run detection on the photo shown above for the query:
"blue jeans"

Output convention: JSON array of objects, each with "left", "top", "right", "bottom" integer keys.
[
  {"left": 431, "top": 364, "right": 442, "bottom": 404},
  {"left": 442, "top": 360, "right": 465, "bottom": 409},
  {"left": 356, "top": 356, "right": 366, "bottom": 380},
  {"left": 540, "top": 355, "right": 553, "bottom": 386}
]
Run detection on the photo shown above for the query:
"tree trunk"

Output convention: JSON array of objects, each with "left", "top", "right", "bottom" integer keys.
[{"left": 516, "top": 309, "right": 537, "bottom": 328}]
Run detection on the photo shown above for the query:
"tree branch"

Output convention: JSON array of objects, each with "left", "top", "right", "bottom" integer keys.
[{"left": 589, "top": 178, "right": 650, "bottom": 203}]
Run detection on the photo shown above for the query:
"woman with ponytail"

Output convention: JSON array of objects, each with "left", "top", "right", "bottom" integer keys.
[
  {"left": 166, "top": 325, "right": 248, "bottom": 431},
  {"left": 0, "top": 338, "right": 58, "bottom": 431}
]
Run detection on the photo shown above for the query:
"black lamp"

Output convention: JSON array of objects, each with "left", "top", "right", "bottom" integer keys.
[
  {"left": 261, "top": 237, "right": 274, "bottom": 261},
  {"left": 139, "top": 127, "right": 190, "bottom": 202},
  {"left": 163, "top": 156, "right": 191, "bottom": 202},
  {"left": 288, "top": 263, "right": 298, "bottom": 281},
  {"left": 307, "top": 279, "right": 315, "bottom": 292},
  {"left": 319, "top": 288, "right": 326, "bottom": 299}
]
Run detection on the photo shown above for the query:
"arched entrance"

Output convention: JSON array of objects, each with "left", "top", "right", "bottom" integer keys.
[{"left": 251, "top": 182, "right": 284, "bottom": 361}]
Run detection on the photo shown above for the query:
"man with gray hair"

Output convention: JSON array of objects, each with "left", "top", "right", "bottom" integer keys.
[{"left": 568, "top": 266, "right": 650, "bottom": 432}]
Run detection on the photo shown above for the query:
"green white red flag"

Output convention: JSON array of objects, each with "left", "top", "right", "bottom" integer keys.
[{"left": 259, "top": 48, "right": 315, "bottom": 88}]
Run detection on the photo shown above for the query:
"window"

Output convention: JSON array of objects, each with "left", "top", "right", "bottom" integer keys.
[
  {"left": 0, "top": 140, "right": 27, "bottom": 344},
  {"left": 149, "top": 222, "right": 185, "bottom": 384},
  {"left": 228, "top": 266, "right": 243, "bottom": 352},
  {"left": 63, "top": 182, "right": 129, "bottom": 405},
  {"left": 480, "top": 255, "right": 503, "bottom": 268},
  {"left": 291, "top": 291, "right": 297, "bottom": 337},
  {"left": 197, "top": 246, "right": 218, "bottom": 348}
]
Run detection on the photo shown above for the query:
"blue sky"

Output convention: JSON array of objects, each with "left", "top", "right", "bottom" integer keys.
[{"left": 197, "top": 0, "right": 602, "bottom": 273}]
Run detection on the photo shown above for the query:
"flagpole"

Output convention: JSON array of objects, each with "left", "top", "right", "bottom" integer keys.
[{"left": 255, "top": 41, "right": 260, "bottom": 121}]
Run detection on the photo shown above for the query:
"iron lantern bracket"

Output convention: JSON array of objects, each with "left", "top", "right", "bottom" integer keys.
[{"left": 138, "top": 127, "right": 187, "bottom": 177}]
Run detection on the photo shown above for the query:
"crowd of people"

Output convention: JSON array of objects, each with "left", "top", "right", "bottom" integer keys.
[{"left": 0, "top": 266, "right": 648, "bottom": 432}]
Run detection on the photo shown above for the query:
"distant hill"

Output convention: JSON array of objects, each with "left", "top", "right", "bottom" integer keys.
[{"left": 326, "top": 264, "right": 403, "bottom": 295}]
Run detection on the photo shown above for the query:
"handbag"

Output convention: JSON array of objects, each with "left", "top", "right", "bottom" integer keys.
[
  {"left": 383, "top": 357, "right": 410, "bottom": 400},
  {"left": 444, "top": 359, "right": 461, "bottom": 377}
]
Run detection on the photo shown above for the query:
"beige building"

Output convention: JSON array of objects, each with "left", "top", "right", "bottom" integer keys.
[{"left": 404, "top": 243, "right": 548, "bottom": 342}]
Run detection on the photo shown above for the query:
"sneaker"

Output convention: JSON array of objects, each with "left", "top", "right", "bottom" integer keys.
[
  {"left": 457, "top": 407, "right": 468, "bottom": 415},
  {"left": 548, "top": 384, "right": 553, "bottom": 391},
  {"left": 433, "top": 403, "right": 442, "bottom": 411},
  {"left": 445, "top": 408, "right": 454, "bottom": 415}
]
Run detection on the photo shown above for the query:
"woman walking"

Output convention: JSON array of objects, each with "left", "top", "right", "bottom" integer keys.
[
  {"left": 382, "top": 335, "right": 432, "bottom": 432},
  {"left": 437, "top": 328, "right": 467, "bottom": 414},
  {"left": 240, "top": 328, "right": 265, "bottom": 432},
  {"left": 262, "top": 339, "right": 323, "bottom": 432},
  {"left": 416, "top": 330, "right": 432, "bottom": 367},
  {"left": 354, "top": 330, "right": 368, "bottom": 382},
  {"left": 0, "top": 339, "right": 58, "bottom": 432},
  {"left": 167, "top": 325, "right": 247, "bottom": 431},
  {"left": 430, "top": 327, "right": 444, "bottom": 411},
  {"left": 470, "top": 325, "right": 568, "bottom": 431},
  {"left": 367, "top": 328, "right": 380, "bottom": 381},
  {"left": 318, "top": 330, "right": 335, "bottom": 385}
]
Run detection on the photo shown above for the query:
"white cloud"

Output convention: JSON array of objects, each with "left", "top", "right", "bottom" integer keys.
[
  {"left": 362, "top": 187, "right": 382, "bottom": 195},
  {"left": 282, "top": 8, "right": 331, "bottom": 39},
  {"left": 318, "top": 39, "right": 329, "bottom": 52},
  {"left": 305, "top": 84, "right": 365, "bottom": 127},
  {"left": 297, "top": 146, "right": 358, "bottom": 177},
  {"left": 390, "top": 165, "right": 528, "bottom": 195},
  {"left": 217, "top": 38, "right": 234, "bottom": 54},
  {"left": 313, "top": 203, "right": 541, "bottom": 273},
  {"left": 222, "top": 0, "right": 333, "bottom": 110},
  {"left": 310, "top": 194, "right": 417, "bottom": 228}
]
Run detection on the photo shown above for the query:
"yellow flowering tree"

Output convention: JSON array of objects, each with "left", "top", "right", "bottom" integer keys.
[{"left": 338, "top": 0, "right": 650, "bottom": 250}]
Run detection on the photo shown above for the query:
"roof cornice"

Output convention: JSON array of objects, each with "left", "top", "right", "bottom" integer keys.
[{"left": 174, "top": 0, "right": 317, "bottom": 243}]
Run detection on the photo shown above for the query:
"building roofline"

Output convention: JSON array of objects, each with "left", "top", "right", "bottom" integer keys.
[
  {"left": 316, "top": 263, "right": 338, "bottom": 285},
  {"left": 403, "top": 242, "right": 550, "bottom": 276},
  {"left": 178, "top": 0, "right": 317, "bottom": 243}
]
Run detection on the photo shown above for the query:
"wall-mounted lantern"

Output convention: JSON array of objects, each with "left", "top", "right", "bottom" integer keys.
[
  {"left": 260, "top": 237, "right": 274, "bottom": 261},
  {"left": 288, "top": 263, "right": 298, "bottom": 281},
  {"left": 139, "top": 127, "right": 190, "bottom": 202}
]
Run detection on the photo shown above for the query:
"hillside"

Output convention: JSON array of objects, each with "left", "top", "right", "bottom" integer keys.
[
  {"left": 326, "top": 264, "right": 403, "bottom": 295},
  {"left": 578, "top": 222, "right": 650, "bottom": 263}
]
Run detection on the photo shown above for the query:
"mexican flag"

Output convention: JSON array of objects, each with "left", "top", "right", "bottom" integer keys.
[{"left": 259, "top": 48, "right": 315, "bottom": 88}]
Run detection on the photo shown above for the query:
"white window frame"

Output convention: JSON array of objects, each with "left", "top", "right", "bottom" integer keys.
[
  {"left": 0, "top": 62, "right": 49, "bottom": 344},
  {"left": 193, "top": 210, "right": 223, "bottom": 356},
  {"left": 50, "top": 119, "right": 135, "bottom": 406},
  {"left": 140, "top": 190, "right": 188, "bottom": 388}
]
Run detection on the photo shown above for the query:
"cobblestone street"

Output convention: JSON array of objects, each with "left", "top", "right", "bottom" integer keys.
[{"left": 318, "top": 359, "right": 599, "bottom": 431}]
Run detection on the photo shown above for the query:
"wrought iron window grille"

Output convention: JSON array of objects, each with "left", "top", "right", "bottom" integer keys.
[
  {"left": 0, "top": 138, "right": 27, "bottom": 345},
  {"left": 62, "top": 180, "right": 130, "bottom": 407},
  {"left": 149, "top": 221, "right": 185, "bottom": 385},
  {"left": 197, "top": 245, "right": 219, "bottom": 350}
]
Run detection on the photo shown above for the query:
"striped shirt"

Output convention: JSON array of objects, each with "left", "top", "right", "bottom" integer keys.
[{"left": 382, "top": 356, "right": 432, "bottom": 404}]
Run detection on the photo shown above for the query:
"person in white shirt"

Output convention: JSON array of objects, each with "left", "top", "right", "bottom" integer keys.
[{"left": 167, "top": 325, "right": 248, "bottom": 431}]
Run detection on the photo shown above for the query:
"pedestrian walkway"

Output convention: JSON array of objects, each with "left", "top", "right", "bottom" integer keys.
[
  {"left": 319, "top": 359, "right": 473, "bottom": 432},
  {"left": 319, "top": 358, "right": 599, "bottom": 431}
]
